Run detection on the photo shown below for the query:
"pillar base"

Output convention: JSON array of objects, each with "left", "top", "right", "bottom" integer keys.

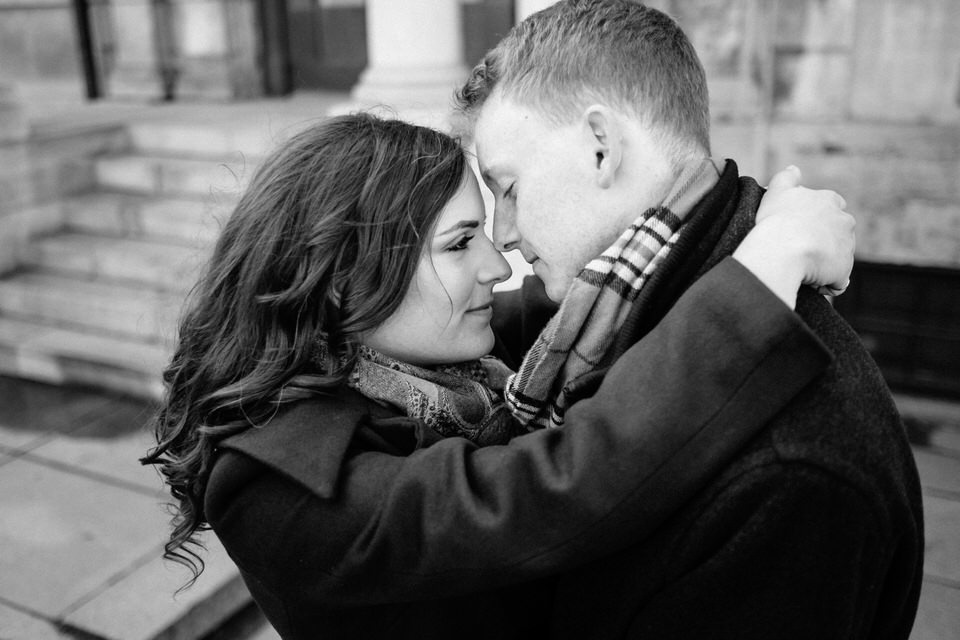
[{"left": 349, "top": 63, "right": 468, "bottom": 110}]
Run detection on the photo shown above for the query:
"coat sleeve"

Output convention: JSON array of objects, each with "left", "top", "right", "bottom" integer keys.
[{"left": 206, "top": 257, "right": 832, "bottom": 606}]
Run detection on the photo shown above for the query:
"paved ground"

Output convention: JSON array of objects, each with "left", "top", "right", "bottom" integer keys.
[
  {"left": 0, "top": 376, "right": 263, "bottom": 640},
  {"left": 0, "top": 374, "right": 957, "bottom": 639}
]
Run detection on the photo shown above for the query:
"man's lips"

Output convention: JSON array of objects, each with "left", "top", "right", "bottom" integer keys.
[{"left": 466, "top": 302, "right": 493, "bottom": 313}]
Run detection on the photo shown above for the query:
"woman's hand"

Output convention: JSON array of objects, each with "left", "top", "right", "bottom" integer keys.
[{"left": 733, "top": 165, "right": 855, "bottom": 309}]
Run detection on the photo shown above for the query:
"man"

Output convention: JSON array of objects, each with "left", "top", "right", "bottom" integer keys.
[{"left": 459, "top": 1, "right": 924, "bottom": 637}]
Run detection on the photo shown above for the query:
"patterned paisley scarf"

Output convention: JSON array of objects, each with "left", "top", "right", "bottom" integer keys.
[
  {"left": 505, "top": 158, "right": 726, "bottom": 429},
  {"left": 316, "top": 341, "right": 521, "bottom": 446}
]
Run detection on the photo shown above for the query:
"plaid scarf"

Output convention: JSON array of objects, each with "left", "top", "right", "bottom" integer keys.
[
  {"left": 505, "top": 158, "right": 725, "bottom": 429},
  {"left": 343, "top": 345, "right": 521, "bottom": 446}
]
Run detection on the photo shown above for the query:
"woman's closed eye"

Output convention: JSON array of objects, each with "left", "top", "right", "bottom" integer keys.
[{"left": 504, "top": 184, "right": 517, "bottom": 200}]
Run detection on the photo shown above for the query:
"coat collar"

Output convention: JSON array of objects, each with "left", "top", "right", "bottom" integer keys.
[
  {"left": 612, "top": 160, "right": 753, "bottom": 358},
  {"left": 218, "top": 387, "right": 412, "bottom": 498}
]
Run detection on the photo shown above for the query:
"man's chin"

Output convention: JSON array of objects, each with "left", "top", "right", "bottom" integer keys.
[{"left": 540, "top": 274, "right": 573, "bottom": 303}]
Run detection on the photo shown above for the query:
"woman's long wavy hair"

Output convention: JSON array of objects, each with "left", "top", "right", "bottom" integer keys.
[{"left": 141, "top": 113, "right": 468, "bottom": 585}]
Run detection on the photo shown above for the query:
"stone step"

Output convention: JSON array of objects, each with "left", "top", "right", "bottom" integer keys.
[
  {"left": 62, "top": 192, "right": 233, "bottom": 245},
  {"left": 127, "top": 120, "right": 282, "bottom": 158},
  {"left": 0, "top": 316, "right": 168, "bottom": 399},
  {"left": 94, "top": 153, "right": 260, "bottom": 198},
  {"left": 0, "top": 272, "right": 183, "bottom": 344},
  {"left": 24, "top": 232, "right": 208, "bottom": 291}
]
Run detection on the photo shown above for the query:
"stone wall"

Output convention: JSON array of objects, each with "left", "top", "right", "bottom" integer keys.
[{"left": 657, "top": 0, "right": 960, "bottom": 268}]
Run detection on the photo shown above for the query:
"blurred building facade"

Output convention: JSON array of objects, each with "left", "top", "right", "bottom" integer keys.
[{"left": 0, "top": 0, "right": 958, "bottom": 398}]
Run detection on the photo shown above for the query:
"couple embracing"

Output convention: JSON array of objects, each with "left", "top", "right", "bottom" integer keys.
[{"left": 143, "top": 2, "right": 923, "bottom": 639}]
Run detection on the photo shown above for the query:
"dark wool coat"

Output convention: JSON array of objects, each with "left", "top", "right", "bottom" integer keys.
[
  {"left": 537, "top": 162, "right": 924, "bottom": 640},
  {"left": 204, "top": 161, "right": 922, "bottom": 639}
]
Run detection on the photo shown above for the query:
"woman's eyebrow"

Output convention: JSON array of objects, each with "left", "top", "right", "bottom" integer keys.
[{"left": 435, "top": 220, "right": 481, "bottom": 237}]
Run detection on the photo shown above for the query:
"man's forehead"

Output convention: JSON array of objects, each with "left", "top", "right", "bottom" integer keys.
[{"left": 474, "top": 97, "right": 524, "bottom": 177}]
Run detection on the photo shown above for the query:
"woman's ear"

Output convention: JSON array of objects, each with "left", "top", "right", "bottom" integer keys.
[{"left": 584, "top": 105, "right": 623, "bottom": 189}]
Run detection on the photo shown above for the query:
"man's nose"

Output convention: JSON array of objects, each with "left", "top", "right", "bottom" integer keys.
[{"left": 492, "top": 203, "right": 521, "bottom": 253}]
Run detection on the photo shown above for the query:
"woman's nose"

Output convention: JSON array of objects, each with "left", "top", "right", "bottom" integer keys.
[{"left": 479, "top": 240, "right": 513, "bottom": 285}]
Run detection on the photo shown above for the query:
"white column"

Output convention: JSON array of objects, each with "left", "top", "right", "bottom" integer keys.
[
  {"left": 349, "top": 0, "right": 468, "bottom": 112},
  {"left": 515, "top": 0, "right": 555, "bottom": 21}
]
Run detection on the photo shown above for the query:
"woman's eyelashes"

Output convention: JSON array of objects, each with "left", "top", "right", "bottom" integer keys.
[
  {"left": 447, "top": 235, "right": 475, "bottom": 252},
  {"left": 504, "top": 183, "right": 517, "bottom": 200}
]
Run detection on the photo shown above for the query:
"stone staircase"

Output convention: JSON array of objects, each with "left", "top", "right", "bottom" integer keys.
[{"left": 0, "top": 120, "right": 268, "bottom": 399}]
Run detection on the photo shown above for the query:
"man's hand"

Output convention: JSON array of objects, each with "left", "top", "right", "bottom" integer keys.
[{"left": 734, "top": 166, "right": 856, "bottom": 309}]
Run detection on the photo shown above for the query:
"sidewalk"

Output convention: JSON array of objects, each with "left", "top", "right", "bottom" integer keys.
[
  {"left": 0, "top": 375, "right": 269, "bottom": 640},
  {"left": 899, "top": 394, "right": 960, "bottom": 640},
  {"left": 0, "top": 371, "right": 958, "bottom": 639}
]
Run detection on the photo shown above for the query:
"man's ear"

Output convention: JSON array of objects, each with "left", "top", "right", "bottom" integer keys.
[{"left": 584, "top": 105, "right": 623, "bottom": 189}]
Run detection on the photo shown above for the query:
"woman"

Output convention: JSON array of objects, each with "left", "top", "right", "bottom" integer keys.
[{"left": 142, "top": 113, "right": 853, "bottom": 638}]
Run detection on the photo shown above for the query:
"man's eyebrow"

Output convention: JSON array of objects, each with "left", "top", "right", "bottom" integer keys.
[{"left": 435, "top": 220, "right": 481, "bottom": 236}]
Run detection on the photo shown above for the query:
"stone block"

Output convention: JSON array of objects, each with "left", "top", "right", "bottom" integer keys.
[
  {"left": 28, "top": 233, "right": 206, "bottom": 291},
  {"left": 0, "top": 455, "right": 170, "bottom": 618},
  {"left": 28, "top": 324, "right": 171, "bottom": 375},
  {"left": 770, "top": 122, "right": 960, "bottom": 167},
  {"left": 95, "top": 155, "right": 159, "bottom": 193},
  {"left": 130, "top": 122, "right": 238, "bottom": 158},
  {"left": 62, "top": 192, "right": 131, "bottom": 237},
  {"left": 28, "top": 156, "right": 97, "bottom": 203},
  {"left": 251, "top": 622, "right": 283, "bottom": 640},
  {"left": 62, "top": 192, "right": 230, "bottom": 246},
  {"left": 62, "top": 533, "right": 250, "bottom": 640},
  {"left": 98, "top": 238, "right": 207, "bottom": 291},
  {"left": 775, "top": 0, "right": 855, "bottom": 49},
  {"left": 54, "top": 357, "right": 165, "bottom": 401},
  {"left": 0, "top": 153, "right": 34, "bottom": 215},
  {"left": 911, "top": 579, "right": 960, "bottom": 640},
  {"left": 0, "top": 316, "right": 168, "bottom": 399},
  {"left": 913, "top": 449, "right": 960, "bottom": 496},
  {"left": 775, "top": 51, "right": 852, "bottom": 119},
  {"left": 928, "top": 428, "right": 960, "bottom": 456},
  {"left": 0, "top": 373, "right": 113, "bottom": 454},
  {"left": 0, "top": 97, "right": 28, "bottom": 144},
  {"left": 0, "top": 273, "right": 182, "bottom": 343},
  {"left": 26, "top": 397, "right": 161, "bottom": 493},
  {"left": 97, "top": 153, "right": 255, "bottom": 198},
  {"left": 156, "top": 155, "right": 253, "bottom": 198},
  {"left": 127, "top": 119, "right": 272, "bottom": 162},
  {"left": 0, "top": 201, "right": 63, "bottom": 274},
  {"left": 0, "top": 319, "right": 65, "bottom": 386},
  {"left": 923, "top": 495, "right": 960, "bottom": 585},
  {"left": 850, "top": 0, "right": 960, "bottom": 122},
  {"left": 900, "top": 200, "right": 960, "bottom": 267},
  {"left": 0, "top": 601, "right": 71, "bottom": 640},
  {"left": 138, "top": 196, "right": 231, "bottom": 246}
]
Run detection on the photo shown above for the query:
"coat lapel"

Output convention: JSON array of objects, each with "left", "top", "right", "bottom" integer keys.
[{"left": 219, "top": 388, "right": 412, "bottom": 498}]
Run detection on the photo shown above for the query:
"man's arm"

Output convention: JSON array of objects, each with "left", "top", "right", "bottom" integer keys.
[{"left": 207, "top": 259, "right": 831, "bottom": 606}]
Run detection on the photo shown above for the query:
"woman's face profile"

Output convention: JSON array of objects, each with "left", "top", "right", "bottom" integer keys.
[{"left": 364, "top": 170, "right": 512, "bottom": 366}]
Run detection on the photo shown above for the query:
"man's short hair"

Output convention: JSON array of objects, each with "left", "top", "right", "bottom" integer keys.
[{"left": 456, "top": 0, "right": 710, "bottom": 156}]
